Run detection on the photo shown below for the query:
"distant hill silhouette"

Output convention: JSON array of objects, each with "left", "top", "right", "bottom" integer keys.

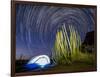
[
  {"left": 83, "top": 31, "right": 94, "bottom": 45},
  {"left": 81, "top": 31, "right": 95, "bottom": 53}
]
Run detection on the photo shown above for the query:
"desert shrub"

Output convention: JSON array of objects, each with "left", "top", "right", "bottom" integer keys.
[{"left": 52, "top": 24, "right": 94, "bottom": 64}]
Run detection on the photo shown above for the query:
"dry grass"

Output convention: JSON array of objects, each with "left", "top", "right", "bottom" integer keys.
[{"left": 52, "top": 24, "right": 94, "bottom": 65}]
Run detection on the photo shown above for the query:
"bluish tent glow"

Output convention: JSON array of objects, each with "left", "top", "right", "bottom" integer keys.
[{"left": 25, "top": 55, "right": 51, "bottom": 70}]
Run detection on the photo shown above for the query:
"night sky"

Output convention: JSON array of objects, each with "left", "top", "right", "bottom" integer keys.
[{"left": 16, "top": 4, "right": 96, "bottom": 60}]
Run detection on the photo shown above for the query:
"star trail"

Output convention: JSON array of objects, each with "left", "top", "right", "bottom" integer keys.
[{"left": 16, "top": 4, "right": 96, "bottom": 60}]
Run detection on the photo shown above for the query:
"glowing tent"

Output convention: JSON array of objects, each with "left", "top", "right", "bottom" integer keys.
[{"left": 25, "top": 55, "right": 51, "bottom": 70}]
